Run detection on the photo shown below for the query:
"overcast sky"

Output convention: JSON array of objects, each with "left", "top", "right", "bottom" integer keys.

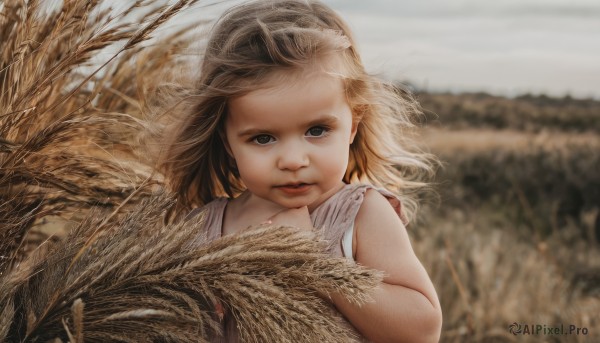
[
  {"left": 161, "top": 0, "right": 600, "bottom": 99},
  {"left": 325, "top": 0, "right": 600, "bottom": 99}
]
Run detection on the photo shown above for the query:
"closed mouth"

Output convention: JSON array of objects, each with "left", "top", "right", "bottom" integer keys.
[
  {"left": 276, "top": 182, "right": 312, "bottom": 188},
  {"left": 274, "top": 183, "right": 313, "bottom": 195}
]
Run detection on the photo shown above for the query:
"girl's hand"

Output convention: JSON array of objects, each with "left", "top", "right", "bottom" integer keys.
[{"left": 264, "top": 206, "right": 314, "bottom": 232}]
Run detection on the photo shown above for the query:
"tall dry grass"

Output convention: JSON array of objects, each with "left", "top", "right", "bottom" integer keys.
[
  {"left": 1, "top": 1, "right": 383, "bottom": 341},
  {"left": 418, "top": 92, "right": 600, "bottom": 133},
  {"left": 416, "top": 98, "right": 600, "bottom": 342},
  {"left": 413, "top": 207, "right": 600, "bottom": 343},
  {"left": 1, "top": 0, "right": 186, "bottom": 271},
  {"left": 1, "top": 192, "right": 381, "bottom": 342},
  {"left": 426, "top": 129, "right": 600, "bottom": 238}
]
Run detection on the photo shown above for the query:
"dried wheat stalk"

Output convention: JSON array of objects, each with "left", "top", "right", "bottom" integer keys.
[
  {"left": 0, "top": 193, "right": 381, "bottom": 342},
  {"left": 1, "top": 1, "right": 384, "bottom": 342},
  {"left": 1, "top": 0, "right": 199, "bottom": 271}
]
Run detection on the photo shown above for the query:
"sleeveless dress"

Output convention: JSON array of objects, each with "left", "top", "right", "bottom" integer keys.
[{"left": 189, "top": 183, "right": 407, "bottom": 342}]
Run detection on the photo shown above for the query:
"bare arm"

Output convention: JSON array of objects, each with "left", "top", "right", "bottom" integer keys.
[
  {"left": 267, "top": 191, "right": 442, "bottom": 342},
  {"left": 329, "top": 190, "right": 442, "bottom": 343}
]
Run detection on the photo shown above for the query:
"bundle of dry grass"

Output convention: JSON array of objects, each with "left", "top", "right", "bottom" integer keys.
[
  {"left": 1, "top": 193, "right": 381, "bottom": 342},
  {"left": 0, "top": 0, "right": 198, "bottom": 270},
  {"left": 1, "top": 1, "right": 383, "bottom": 341}
]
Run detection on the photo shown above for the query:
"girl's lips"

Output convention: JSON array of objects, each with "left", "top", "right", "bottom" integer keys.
[{"left": 275, "top": 183, "right": 313, "bottom": 195}]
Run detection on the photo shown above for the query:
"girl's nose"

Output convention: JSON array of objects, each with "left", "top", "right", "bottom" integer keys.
[{"left": 276, "top": 143, "right": 309, "bottom": 171}]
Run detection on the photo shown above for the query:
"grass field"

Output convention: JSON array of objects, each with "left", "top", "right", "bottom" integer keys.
[{"left": 412, "top": 94, "right": 600, "bottom": 342}]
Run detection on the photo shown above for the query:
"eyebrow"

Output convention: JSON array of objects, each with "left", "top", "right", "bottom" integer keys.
[{"left": 237, "top": 114, "right": 339, "bottom": 138}]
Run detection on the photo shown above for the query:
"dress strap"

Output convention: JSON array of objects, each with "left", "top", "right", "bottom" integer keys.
[
  {"left": 186, "top": 197, "right": 228, "bottom": 243},
  {"left": 310, "top": 184, "right": 406, "bottom": 258}
]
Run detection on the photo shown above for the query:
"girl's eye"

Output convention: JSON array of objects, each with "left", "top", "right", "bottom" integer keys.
[
  {"left": 306, "top": 126, "right": 329, "bottom": 137},
  {"left": 252, "top": 134, "right": 275, "bottom": 145}
]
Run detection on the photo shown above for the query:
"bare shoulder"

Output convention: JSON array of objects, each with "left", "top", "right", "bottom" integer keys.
[
  {"left": 354, "top": 189, "right": 435, "bottom": 296},
  {"left": 354, "top": 189, "right": 414, "bottom": 269},
  {"left": 355, "top": 189, "right": 405, "bottom": 235},
  {"left": 354, "top": 189, "right": 442, "bottom": 337}
]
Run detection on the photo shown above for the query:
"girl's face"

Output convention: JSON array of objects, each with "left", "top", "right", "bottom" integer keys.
[{"left": 224, "top": 69, "right": 358, "bottom": 211}]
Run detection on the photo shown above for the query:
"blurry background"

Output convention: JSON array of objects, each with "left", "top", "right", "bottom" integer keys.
[{"left": 326, "top": 0, "right": 600, "bottom": 99}]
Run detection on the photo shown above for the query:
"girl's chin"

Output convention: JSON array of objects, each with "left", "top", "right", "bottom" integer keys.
[
  {"left": 249, "top": 192, "right": 312, "bottom": 211},
  {"left": 282, "top": 199, "right": 324, "bottom": 213},
  {"left": 275, "top": 200, "right": 312, "bottom": 209}
]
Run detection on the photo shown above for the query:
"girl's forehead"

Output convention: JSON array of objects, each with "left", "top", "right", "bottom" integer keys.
[
  {"left": 226, "top": 72, "right": 345, "bottom": 118},
  {"left": 251, "top": 54, "right": 351, "bottom": 93},
  {"left": 252, "top": 70, "right": 343, "bottom": 98}
]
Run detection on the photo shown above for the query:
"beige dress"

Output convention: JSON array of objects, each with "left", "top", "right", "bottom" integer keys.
[{"left": 189, "top": 183, "right": 406, "bottom": 342}]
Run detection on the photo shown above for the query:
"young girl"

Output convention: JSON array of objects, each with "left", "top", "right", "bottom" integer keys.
[{"left": 160, "top": 1, "right": 442, "bottom": 342}]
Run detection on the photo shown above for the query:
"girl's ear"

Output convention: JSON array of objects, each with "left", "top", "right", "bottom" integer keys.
[
  {"left": 349, "top": 106, "right": 364, "bottom": 144},
  {"left": 350, "top": 119, "right": 359, "bottom": 144},
  {"left": 349, "top": 104, "right": 365, "bottom": 144}
]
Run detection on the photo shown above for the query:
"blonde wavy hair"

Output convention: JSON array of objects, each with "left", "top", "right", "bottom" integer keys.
[{"left": 159, "top": 0, "right": 437, "bottom": 222}]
